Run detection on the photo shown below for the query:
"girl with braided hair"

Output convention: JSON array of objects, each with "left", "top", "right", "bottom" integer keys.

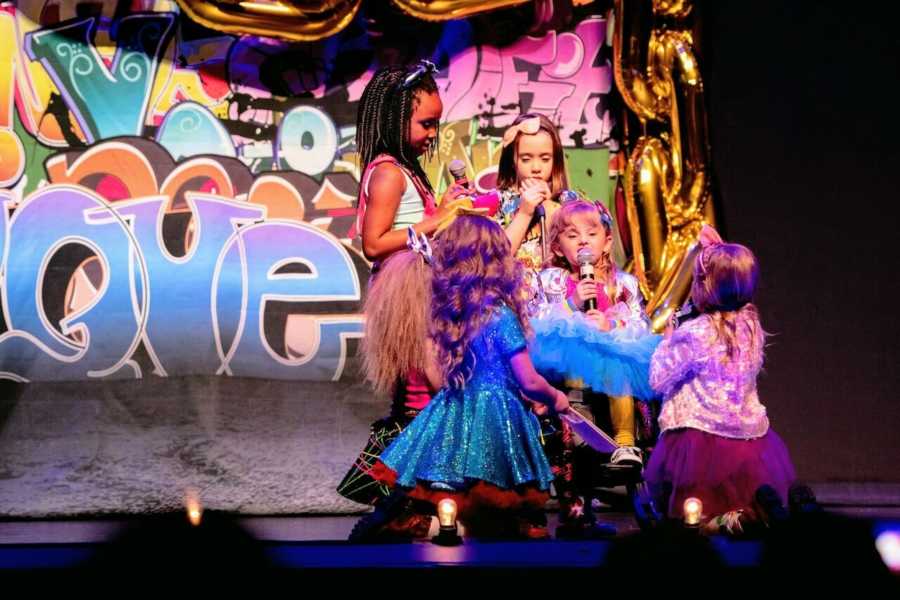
[
  {"left": 338, "top": 62, "right": 470, "bottom": 512},
  {"left": 355, "top": 60, "right": 472, "bottom": 266}
]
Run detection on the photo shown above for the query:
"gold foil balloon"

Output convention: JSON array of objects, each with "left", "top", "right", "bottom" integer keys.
[
  {"left": 393, "top": 0, "right": 530, "bottom": 21},
  {"left": 175, "top": 0, "right": 532, "bottom": 41},
  {"left": 653, "top": 0, "right": 693, "bottom": 19},
  {"left": 175, "top": 1, "right": 362, "bottom": 42},
  {"left": 613, "top": 0, "right": 716, "bottom": 331}
]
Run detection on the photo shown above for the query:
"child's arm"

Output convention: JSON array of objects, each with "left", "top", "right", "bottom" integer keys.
[
  {"left": 504, "top": 179, "right": 550, "bottom": 253},
  {"left": 362, "top": 165, "right": 462, "bottom": 262},
  {"left": 423, "top": 340, "right": 444, "bottom": 393},
  {"left": 649, "top": 326, "right": 697, "bottom": 396},
  {"left": 510, "top": 350, "right": 569, "bottom": 413}
]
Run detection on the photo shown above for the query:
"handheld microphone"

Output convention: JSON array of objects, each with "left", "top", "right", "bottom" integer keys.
[
  {"left": 446, "top": 159, "right": 500, "bottom": 216},
  {"left": 536, "top": 203, "right": 548, "bottom": 263},
  {"left": 673, "top": 298, "right": 699, "bottom": 326},
  {"left": 448, "top": 159, "right": 468, "bottom": 187},
  {"left": 576, "top": 248, "right": 596, "bottom": 311}
]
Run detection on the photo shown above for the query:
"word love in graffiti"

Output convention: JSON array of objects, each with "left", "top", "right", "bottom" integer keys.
[{"left": 0, "top": 186, "right": 365, "bottom": 382}]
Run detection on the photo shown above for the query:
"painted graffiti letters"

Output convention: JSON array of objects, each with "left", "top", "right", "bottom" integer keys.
[
  {"left": 0, "top": 183, "right": 365, "bottom": 382},
  {"left": 1, "top": 5, "right": 615, "bottom": 382}
]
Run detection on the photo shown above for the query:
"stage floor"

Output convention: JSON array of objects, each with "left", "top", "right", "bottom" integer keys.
[{"left": 1, "top": 483, "right": 899, "bottom": 580}]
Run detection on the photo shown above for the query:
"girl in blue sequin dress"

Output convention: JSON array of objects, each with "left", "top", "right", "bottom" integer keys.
[{"left": 369, "top": 215, "right": 570, "bottom": 533}]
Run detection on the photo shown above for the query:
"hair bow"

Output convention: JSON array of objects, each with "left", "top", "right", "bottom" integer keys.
[
  {"left": 402, "top": 59, "right": 438, "bottom": 89},
  {"left": 501, "top": 116, "right": 542, "bottom": 148},
  {"left": 559, "top": 189, "right": 613, "bottom": 229},
  {"left": 697, "top": 224, "right": 724, "bottom": 275}
]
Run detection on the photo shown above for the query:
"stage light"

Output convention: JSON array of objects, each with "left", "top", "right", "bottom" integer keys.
[
  {"left": 683, "top": 497, "right": 703, "bottom": 527},
  {"left": 432, "top": 498, "right": 462, "bottom": 546},
  {"left": 185, "top": 489, "right": 203, "bottom": 527},
  {"left": 875, "top": 530, "right": 900, "bottom": 572}
]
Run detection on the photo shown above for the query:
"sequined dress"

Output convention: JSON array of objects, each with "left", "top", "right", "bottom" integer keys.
[{"left": 374, "top": 304, "right": 554, "bottom": 512}]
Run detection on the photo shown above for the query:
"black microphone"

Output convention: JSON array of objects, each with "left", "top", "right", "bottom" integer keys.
[
  {"left": 673, "top": 298, "right": 699, "bottom": 326},
  {"left": 576, "top": 248, "right": 596, "bottom": 311},
  {"left": 536, "top": 202, "right": 548, "bottom": 262}
]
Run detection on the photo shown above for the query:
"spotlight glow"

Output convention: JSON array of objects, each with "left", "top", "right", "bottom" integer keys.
[
  {"left": 875, "top": 531, "right": 900, "bottom": 572},
  {"left": 437, "top": 498, "right": 457, "bottom": 528},
  {"left": 683, "top": 497, "right": 703, "bottom": 526}
]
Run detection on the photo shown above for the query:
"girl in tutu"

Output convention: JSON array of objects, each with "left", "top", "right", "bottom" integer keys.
[
  {"left": 523, "top": 196, "right": 659, "bottom": 537},
  {"left": 530, "top": 196, "right": 660, "bottom": 465},
  {"left": 355, "top": 215, "right": 569, "bottom": 540},
  {"left": 644, "top": 226, "right": 796, "bottom": 532}
]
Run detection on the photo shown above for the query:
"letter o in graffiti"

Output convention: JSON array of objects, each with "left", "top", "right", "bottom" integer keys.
[{"left": 275, "top": 106, "right": 338, "bottom": 176}]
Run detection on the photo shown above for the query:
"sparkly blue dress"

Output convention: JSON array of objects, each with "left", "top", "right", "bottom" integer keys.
[{"left": 378, "top": 304, "right": 554, "bottom": 494}]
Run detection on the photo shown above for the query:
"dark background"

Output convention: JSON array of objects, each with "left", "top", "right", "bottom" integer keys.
[{"left": 700, "top": 0, "right": 900, "bottom": 481}]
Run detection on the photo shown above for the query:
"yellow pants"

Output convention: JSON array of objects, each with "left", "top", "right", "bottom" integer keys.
[
  {"left": 566, "top": 379, "right": 635, "bottom": 447},
  {"left": 608, "top": 394, "right": 635, "bottom": 447}
]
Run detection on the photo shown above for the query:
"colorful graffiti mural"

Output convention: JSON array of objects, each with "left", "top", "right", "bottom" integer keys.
[{"left": 0, "top": 1, "right": 617, "bottom": 381}]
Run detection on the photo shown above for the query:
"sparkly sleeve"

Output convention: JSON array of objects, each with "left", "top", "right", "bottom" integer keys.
[
  {"left": 493, "top": 305, "right": 528, "bottom": 357},
  {"left": 649, "top": 325, "right": 699, "bottom": 396},
  {"left": 612, "top": 273, "right": 650, "bottom": 338}
]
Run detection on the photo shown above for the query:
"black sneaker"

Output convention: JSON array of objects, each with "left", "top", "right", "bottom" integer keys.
[
  {"left": 347, "top": 492, "right": 410, "bottom": 543},
  {"left": 788, "top": 483, "right": 823, "bottom": 516},
  {"left": 754, "top": 484, "right": 789, "bottom": 526}
]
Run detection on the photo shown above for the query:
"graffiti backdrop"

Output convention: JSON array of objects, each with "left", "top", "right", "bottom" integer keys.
[{"left": 0, "top": 1, "right": 617, "bottom": 383}]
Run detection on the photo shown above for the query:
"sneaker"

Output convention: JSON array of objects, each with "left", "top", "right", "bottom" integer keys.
[
  {"left": 556, "top": 518, "right": 617, "bottom": 539},
  {"left": 610, "top": 446, "right": 643, "bottom": 467},
  {"left": 347, "top": 492, "right": 409, "bottom": 543},
  {"left": 754, "top": 484, "right": 789, "bottom": 526},
  {"left": 788, "top": 483, "right": 823, "bottom": 516}
]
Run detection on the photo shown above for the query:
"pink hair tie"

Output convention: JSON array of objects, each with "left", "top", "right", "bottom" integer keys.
[
  {"left": 698, "top": 224, "right": 724, "bottom": 275},
  {"left": 501, "top": 116, "right": 542, "bottom": 148}
]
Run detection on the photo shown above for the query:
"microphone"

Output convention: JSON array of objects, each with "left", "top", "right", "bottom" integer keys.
[
  {"left": 446, "top": 159, "right": 500, "bottom": 216},
  {"left": 576, "top": 248, "right": 596, "bottom": 311},
  {"left": 536, "top": 203, "right": 548, "bottom": 263},
  {"left": 673, "top": 298, "right": 699, "bottom": 326},
  {"left": 448, "top": 159, "right": 468, "bottom": 187}
]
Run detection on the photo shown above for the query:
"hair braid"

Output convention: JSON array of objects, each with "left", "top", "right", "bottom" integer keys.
[{"left": 356, "top": 64, "right": 438, "bottom": 199}]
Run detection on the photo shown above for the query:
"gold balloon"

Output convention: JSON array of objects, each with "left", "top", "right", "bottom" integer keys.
[
  {"left": 613, "top": 0, "right": 716, "bottom": 332},
  {"left": 392, "top": 0, "right": 530, "bottom": 21},
  {"left": 174, "top": 1, "right": 362, "bottom": 42},
  {"left": 652, "top": 0, "right": 693, "bottom": 19},
  {"left": 175, "top": 0, "right": 531, "bottom": 41}
]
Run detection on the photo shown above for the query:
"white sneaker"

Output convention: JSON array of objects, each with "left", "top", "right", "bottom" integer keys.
[{"left": 610, "top": 446, "right": 643, "bottom": 467}]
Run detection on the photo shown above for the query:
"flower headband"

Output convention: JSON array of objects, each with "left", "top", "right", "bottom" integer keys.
[
  {"left": 401, "top": 59, "right": 438, "bottom": 90},
  {"left": 559, "top": 189, "right": 613, "bottom": 230},
  {"left": 406, "top": 226, "right": 433, "bottom": 264},
  {"left": 697, "top": 224, "right": 724, "bottom": 276},
  {"left": 501, "top": 116, "right": 542, "bottom": 148}
]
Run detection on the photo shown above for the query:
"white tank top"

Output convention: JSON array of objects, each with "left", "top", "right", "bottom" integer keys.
[{"left": 365, "top": 168, "right": 426, "bottom": 230}]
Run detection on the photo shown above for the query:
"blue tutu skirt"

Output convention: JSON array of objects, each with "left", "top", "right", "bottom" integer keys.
[{"left": 529, "top": 312, "right": 661, "bottom": 401}]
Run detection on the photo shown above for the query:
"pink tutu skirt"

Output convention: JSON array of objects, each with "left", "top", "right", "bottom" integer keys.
[{"left": 644, "top": 428, "right": 796, "bottom": 519}]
